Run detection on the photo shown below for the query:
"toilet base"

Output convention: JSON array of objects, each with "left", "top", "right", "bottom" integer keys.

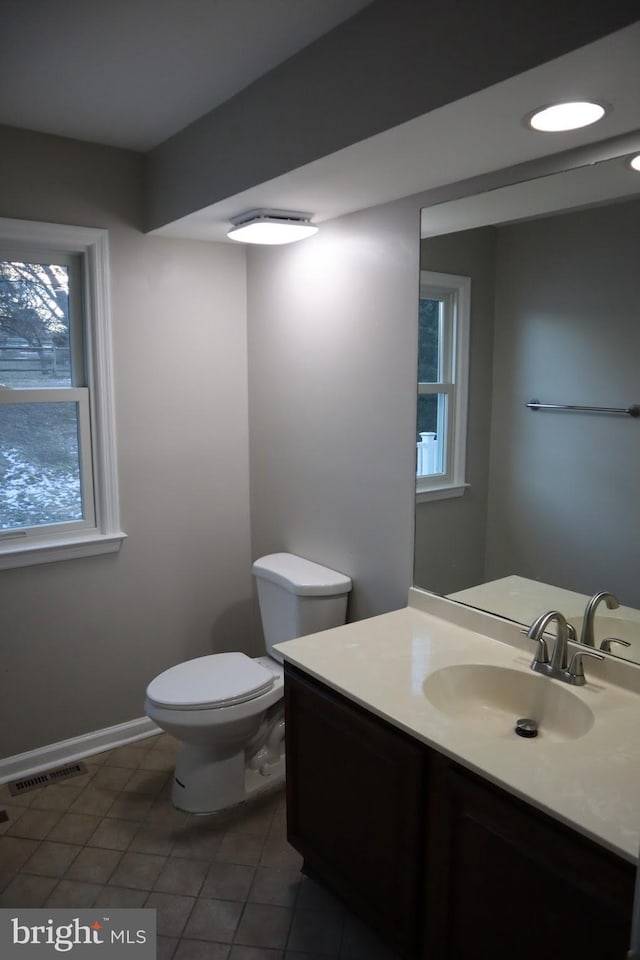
[
  {"left": 170, "top": 742, "right": 285, "bottom": 814},
  {"left": 243, "top": 759, "right": 286, "bottom": 807}
]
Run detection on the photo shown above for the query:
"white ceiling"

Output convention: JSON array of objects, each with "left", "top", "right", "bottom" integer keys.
[
  {"left": 1, "top": 6, "right": 638, "bottom": 241},
  {"left": 0, "top": 0, "right": 371, "bottom": 150}
]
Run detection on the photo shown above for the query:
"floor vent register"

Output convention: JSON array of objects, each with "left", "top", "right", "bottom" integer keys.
[{"left": 7, "top": 761, "right": 88, "bottom": 796}]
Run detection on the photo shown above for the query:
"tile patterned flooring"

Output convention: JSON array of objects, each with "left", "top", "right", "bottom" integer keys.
[{"left": 0, "top": 734, "right": 399, "bottom": 960}]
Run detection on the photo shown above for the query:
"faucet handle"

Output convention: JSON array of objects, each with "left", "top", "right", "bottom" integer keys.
[
  {"left": 566, "top": 623, "right": 578, "bottom": 643},
  {"left": 567, "top": 649, "right": 604, "bottom": 685},
  {"left": 600, "top": 637, "right": 632, "bottom": 653},
  {"left": 526, "top": 632, "right": 550, "bottom": 667}
]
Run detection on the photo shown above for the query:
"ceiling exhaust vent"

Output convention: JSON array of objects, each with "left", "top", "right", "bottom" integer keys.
[{"left": 7, "top": 761, "right": 88, "bottom": 797}]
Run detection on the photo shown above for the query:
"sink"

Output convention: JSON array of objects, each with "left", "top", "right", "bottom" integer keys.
[{"left": 423, "top": 664, "right": 594, "bottom": 741}]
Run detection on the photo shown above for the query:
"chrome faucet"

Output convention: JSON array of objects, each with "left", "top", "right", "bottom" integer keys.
[
  {"left": 580, "top": 592, "right": 619, "bottom": 647},
  {"left": 527, "top": 610, "right": 570, "bottom": 675},
  {"left": 526, "top": 610, "right": 603, "bottom": 685}
]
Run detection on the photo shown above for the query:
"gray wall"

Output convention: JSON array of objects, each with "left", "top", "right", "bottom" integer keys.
[
  {"left": 246, "top": 199, "right": 420, "bottom": 621},
  {"left": 485, "top": 198, "right": 640, "bottom": 607},
  {"left": 415, "top": 228, "right": 496, "bottom": 595},
  {"left": 0, "top": 127, "right": 256, "bottom": 757}
]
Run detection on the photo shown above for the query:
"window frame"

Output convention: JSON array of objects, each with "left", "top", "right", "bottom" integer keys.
[
  {"left": 0, "top": 217, "right": 125, "bottom": 569},
  {"left": 417, "top": 270, "right": 471, "bottom": 502}
]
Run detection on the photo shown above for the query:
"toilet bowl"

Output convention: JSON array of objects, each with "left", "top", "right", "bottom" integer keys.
[{"left": 145, "top": 553, "right": 351, "bottom": 814}]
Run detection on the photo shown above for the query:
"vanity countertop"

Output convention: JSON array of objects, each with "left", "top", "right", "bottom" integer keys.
[{"left": 274, "top": 591, "right": 640, "bottom": 863}]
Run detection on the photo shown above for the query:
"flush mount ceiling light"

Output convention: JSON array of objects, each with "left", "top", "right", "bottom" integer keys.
[
  {"left": 630, "top": 154, "right": 640, "bottom": 172},
  {"left": 527, "top": 101, "right": 607, "bottom": 132},
  {"left": 227, "top": 210, "right": 319, "bottom": 245}
]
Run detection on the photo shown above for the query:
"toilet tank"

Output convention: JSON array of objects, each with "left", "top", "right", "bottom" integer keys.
[{"left": 252, "top": 553, "right": 352, "bottom": 663}]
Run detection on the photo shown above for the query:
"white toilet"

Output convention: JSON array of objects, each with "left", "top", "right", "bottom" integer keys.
[{"left": 145, "top": 553, "right": 351, "bottom": 814}]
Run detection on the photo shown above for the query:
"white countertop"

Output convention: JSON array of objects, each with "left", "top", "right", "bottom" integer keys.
[{"left": 275, "top": 590, "right": 640, "bottom": 863}]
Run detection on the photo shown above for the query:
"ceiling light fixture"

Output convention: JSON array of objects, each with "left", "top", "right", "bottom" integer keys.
[
  {"left": 227, "top": 210, "right": 318, "bottom": 245},
  {"left": 630, "top": 154, "right": 640, "bottom": 172},
  {"left": 527, "top": 101, "right": 607, "bottom": 132}
]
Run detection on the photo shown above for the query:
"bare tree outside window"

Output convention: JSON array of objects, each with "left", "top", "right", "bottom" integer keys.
[
  {"left": 0, "top": 259, "right": 71, "bottom": 386},
  {"left": 0, "top": 258, "right": 82, "bottom": 530}
]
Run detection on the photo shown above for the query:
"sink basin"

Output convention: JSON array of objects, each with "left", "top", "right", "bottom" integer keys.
[{"left": 423, "top": 664, "right": 594, "bottom": 741}]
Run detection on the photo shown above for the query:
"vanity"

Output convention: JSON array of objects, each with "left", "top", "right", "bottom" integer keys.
[{"left": 275, "top": 590, "right": 640, "bottom": 959}]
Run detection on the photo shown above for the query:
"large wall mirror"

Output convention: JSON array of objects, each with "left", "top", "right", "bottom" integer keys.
[{"left": 414, "top": 144, "right": 640, "bottom": 665}]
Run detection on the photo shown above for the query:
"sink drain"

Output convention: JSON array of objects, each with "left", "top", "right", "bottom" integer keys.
[{"left": 515, "top": 718, "right": 538, "bottom": 739}]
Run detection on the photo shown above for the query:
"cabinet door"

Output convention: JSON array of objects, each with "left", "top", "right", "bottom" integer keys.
[
  {"left": 284, "top": 665, "right": 425, "bottom": 955},
  {"left": 424, "top": 754, "right": 635, "bottom": 960}
]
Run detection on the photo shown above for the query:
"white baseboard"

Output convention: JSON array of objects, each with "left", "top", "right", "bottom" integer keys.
[{"left": 0, "top": 717, "right": 161, "bottom": 785}]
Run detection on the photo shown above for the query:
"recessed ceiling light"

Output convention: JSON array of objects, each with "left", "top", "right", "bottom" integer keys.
[
  {"left": 630, "top": 154, "right": 640, "bottom": 172},
  {"left": 227, "top": 211, "right": 318, "bottom": 245},
  {"left": 527, "top": 101, "right": 607, "bottom": 132}
]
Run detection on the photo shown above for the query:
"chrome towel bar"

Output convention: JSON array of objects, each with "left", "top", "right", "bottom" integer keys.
[{"left": 527, "top": 400, "right": 639, "bottom": 418}]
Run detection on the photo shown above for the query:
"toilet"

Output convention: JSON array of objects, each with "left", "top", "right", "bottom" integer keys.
[{"left": 145, "top": 553, "right": 351, "bottom": 814}]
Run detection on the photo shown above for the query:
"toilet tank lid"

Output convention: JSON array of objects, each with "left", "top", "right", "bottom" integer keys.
[{"left": 252, "top": 553, "right": 352, "bottom": 596}]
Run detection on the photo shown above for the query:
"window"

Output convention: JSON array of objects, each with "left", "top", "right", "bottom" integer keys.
[
  {"left": 417, "top": 270, "right": 470, "bottom": 501},
  {"left": 0, "top": 218, "right": 125, "bottom": 568}
]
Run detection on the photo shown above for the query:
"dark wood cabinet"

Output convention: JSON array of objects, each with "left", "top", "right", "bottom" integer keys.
[
  {"left": 284, "top": 664, "right": 636, "bottom": 960},
  {"left": 284, "top": 664, "right": 425, "bottom": 955},
  {"left": 424, "top": 754, "right": 635, "bottom": 960}
]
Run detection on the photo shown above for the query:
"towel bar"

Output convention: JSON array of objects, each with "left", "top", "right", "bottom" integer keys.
[{"left": 526, "top": 400, "right": 639, "bottom": 418}]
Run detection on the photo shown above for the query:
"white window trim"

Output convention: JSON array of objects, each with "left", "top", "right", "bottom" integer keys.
[
  {"left": 417, "top": 270, "right": 471, "bottom": 503},
  {"left": 0, "top": 217, "right": 126, "bottom": 569}
]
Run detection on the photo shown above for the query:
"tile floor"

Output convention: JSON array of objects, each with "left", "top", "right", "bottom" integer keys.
[{"left": 0, "top": 733, "right": 399, "bottom": 960}]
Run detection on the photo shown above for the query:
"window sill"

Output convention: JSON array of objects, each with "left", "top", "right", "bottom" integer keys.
[
  {"left": 0, "top": 531, "right": 127, "bottom": 570},
  {"left": 416, "top": 483, "right": 469, "bottom": 504}
]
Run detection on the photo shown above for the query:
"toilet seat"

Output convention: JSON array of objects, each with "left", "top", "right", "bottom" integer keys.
[{"left": 146, "top": 652, "right": 275, "bottom": 711}]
